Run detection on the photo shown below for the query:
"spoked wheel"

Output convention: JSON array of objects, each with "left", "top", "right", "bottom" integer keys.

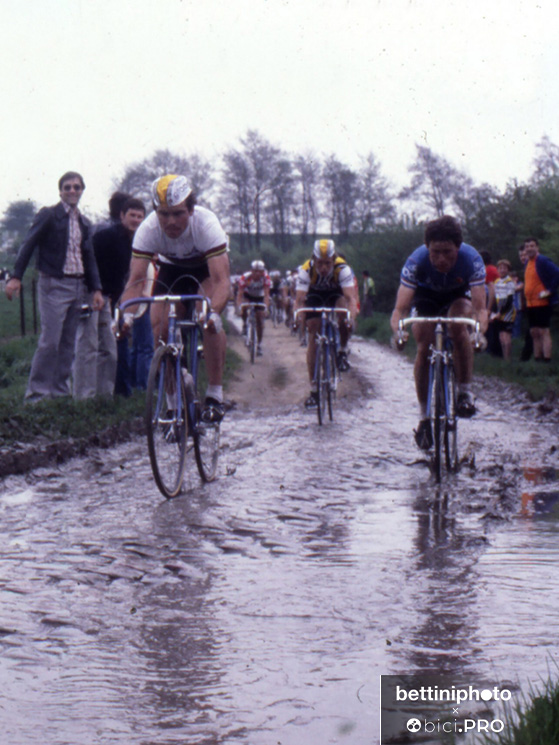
[
  {"left": 146, "top": 345, "right": 188, "bottom": 498},
  {"left": 325, "top": 345, "right": 335, "bottom": 421},
  {"left": 315, "top": 342, "right": 328, "bottom": 426},
  {"left": 249, "top": 318, "right": 257, "bottom": 363},
  {"left": 193, "top": 350, "right": 220, "bottom": 482},
  {"left": 444, "top": 364, "right": 458, "bottom": 472},
  {"left": 430, "top": 358, "right": 444, "bottom": 483}
]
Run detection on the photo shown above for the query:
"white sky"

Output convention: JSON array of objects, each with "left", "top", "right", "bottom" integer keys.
[{"left": 1, "top": 0, "right": 557, "bottom": 218}]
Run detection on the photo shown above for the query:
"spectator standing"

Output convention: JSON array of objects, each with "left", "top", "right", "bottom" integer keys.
[
  {"left": 523, "top": 237, "right": 559, "bottom": 362},
  {"left": 129, "top": 260, "right": 156, "bottom": 390},
  {"left": 490, "top": 259, "right": 516, "bottom": 361},
  {"left": 74, "top": 197, "right": 147, "bottom": 398},
  {"left": 361, "top": 270, "right": 376, "bottom": 317},
  {"left": 5, "top": 171, "right": 103, "bottom": 401},
  {"left": 92, "top": 191, "right": 132, "bottom": 235}
]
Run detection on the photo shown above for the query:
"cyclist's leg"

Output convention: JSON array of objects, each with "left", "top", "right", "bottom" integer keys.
[
  {"left": 412, "top": 322, "right": 435, "bottom": 416},
  {"left": 304, "top": 315, "right": 321, "bottom": 407},
  {"left": 448, "top": 296, "right": 476, "bottom": 416},
  {"left": 201, "top": 273, "right": 226, "bottom": 420},
  {"left": 335, "top": 295, "right": 351, "bottom": 370},
  {"left": 255, "top": 309, "right": 265, "bottom": 343}
]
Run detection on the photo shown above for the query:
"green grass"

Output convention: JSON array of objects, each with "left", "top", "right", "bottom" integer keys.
[
  {"left": 357, "top": 312, "right": 559, "bottom": 401},
  {"left": 477, "top": 675, "right": 559, "bottom": 745},
  {"left": 0, "top": 330, "right": 243, "bottom": 448}
]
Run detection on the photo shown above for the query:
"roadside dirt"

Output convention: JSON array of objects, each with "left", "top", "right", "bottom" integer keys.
[{"left": 225, "top": 315, "right": 372, "bottom": 412}]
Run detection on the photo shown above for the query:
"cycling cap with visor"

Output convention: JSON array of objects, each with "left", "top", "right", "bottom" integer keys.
[
  {"left": 251, "top": 260, "right": 266, "bottom": 271},
  {"left": 152, "top": 174, "right": 192, "bottom": 207},
  {"left": 313, "top": 239, "right": 336, "bottom": 259}
]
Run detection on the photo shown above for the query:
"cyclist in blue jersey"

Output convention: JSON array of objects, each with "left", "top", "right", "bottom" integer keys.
[{"left": 390, "top": 215, "right": 489, "bottom": 449}]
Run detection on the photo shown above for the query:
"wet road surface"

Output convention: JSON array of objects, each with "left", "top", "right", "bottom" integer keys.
[{"left": 1, "top": 335, "right": 559, "bottom": 744}]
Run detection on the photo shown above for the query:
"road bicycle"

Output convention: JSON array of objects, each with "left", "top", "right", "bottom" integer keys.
[
  {"left": 398, "top": 316, "right": 481, "bottom": 482},
  {"left": 269, "top": 294, "right": 284, "bottom": 327},
  {"left": 117, "top": 293, "right": 220, "bottom": 498},
  {"left": 240, "top": 302, "right": 266, "bottom": 363},
  {"left": 296, "top": 306, "right": 350, "bottom": 425}
]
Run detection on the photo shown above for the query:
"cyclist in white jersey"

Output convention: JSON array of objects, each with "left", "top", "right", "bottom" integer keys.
[{"left": 120, "top": 174, "right": 230, "bottom": 422}]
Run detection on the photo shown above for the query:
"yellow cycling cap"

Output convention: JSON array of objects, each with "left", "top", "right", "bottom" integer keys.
[
  {"left": 313, "top": 239, "right": 336, "bottom": 259},
  {"left": 152, "top": 174, "right": 192, "bottom": 207}
]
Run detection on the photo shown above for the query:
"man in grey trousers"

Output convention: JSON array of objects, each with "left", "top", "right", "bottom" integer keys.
[{"left": 5, "top": 171, "right": 104, "bottom": 401}]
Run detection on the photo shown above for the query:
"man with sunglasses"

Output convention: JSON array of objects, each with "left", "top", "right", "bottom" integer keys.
[{"left": 5, "top": 171, "right": 103, "bottom": 401}]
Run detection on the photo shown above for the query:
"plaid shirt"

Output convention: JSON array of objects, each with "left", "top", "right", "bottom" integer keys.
[{"left": 61, "top": 201, "right": 85, "bottom": 275}]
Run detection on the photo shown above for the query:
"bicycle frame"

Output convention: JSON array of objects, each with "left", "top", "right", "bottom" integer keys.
[
  {"left": 240, "top": 302, "right": 266, "bottom": 363},
  {"left": 296, "top": 306, "right": 351, "bottom": 424},
  {"left": 398, "top": 316, "right": 480, "bottom": 481},
  {"left": 116, "top": 294, "right": 214, "bottom": 496}
]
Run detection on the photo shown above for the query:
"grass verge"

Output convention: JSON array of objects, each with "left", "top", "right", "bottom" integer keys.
[
  {"left": 476, "top": 676, "right": 559, "bottom": 745},
  {"left": 356, "top": 312, "right": 559, "bottom": 402},
  {"left": 0, "top": 333, "right": 243, "bottom": 448}
]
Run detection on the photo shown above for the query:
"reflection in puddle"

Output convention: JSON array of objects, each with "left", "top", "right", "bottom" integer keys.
[{"left": 0, "top": 339, "right": 559, "bottom": 743}]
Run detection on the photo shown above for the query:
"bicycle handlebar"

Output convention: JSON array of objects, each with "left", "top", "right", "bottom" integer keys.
[
  {"left": 396, "top": 316, "right": 482, "bottom": 350},
  {"left": 295, "top": 307, "right": 351, "bottom": 321},
  {"left": 114, "top": 294, "right": 211, "bottom": 337},
  {"left": 239, "top": 302, "right": 267, "bottom": 310}
]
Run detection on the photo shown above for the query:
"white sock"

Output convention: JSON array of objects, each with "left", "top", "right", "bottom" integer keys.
[{"left": 206, "top": 385, "right": 223, "bottom": 403}]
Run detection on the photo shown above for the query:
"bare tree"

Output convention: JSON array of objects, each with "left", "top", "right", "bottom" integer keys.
[
  {"left": 322, "top": 156, "right": 359, "bottom": 238},
  {"left": 400, "top": 145, "right": 472, "bottom": 218},
  {"left": 531, "top": 135, "right": 559, "bottom": 186},
  {"left": 293, "top": 152, "right": 321, "bottom": 239},
  {"left": 354, "top": 153, "right": 396, "bottom": 232}
]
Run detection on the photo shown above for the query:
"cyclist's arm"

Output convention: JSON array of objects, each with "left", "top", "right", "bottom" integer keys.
[
  {"left": 390, "top": 283, "right": 415, "bottom": 335},
  {"left": 120, "top": 256, "right": 150, "bottom": 319},
  {"left": 206, "top": 252, "right": 230, "bottom": 315},
  {"left": 342, "top": 283, "right": 359, "bottom": 322},
  {"left": 294, "top": 289, "right": 307, "bottom": 312},
  {"left": 470, "top": 284, "right": 489, "bottom": 333}
]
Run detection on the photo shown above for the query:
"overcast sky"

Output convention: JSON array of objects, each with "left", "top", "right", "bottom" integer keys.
[{"left": 1, "top": 0, "right": 557, "bottom": 218}]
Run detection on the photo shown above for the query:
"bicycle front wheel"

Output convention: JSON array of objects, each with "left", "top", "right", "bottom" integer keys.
[
  {"left": 193, "top": 349, "right": 220, "bottom": 482},
  {"left": 249, "top": 318, "right": 257, "bottom": 363},
  {"left": 315, "top": 342, "right": 327, "bottom": 426},
  {"left": 444, "top": 363, "right": 458, "bottom": 472},
  {"left": 325, "top": 344, "right": 335, "bottom": 421},
  {"left": 146, "top": 346, "right": 189, "bottom": 499},
  {"left": 430, "top": 357, "right": 444, "bottom": 483}
]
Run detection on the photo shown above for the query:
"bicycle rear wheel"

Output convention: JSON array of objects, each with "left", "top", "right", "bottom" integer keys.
[
  {"left": 193, "top": 348, "right": 220, "bottom": 482},
  {"left": 146, "top": 345, "right": 188, "bottom": 498},
  {"left": 430, "top": 357, "right": 444, "bottom": 483},
  {"left": 444, "top": 363, "right": 458, "bottom": 472}
]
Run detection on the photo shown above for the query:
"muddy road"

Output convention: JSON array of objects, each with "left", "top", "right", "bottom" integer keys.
[{"left": 1, "top": 320, "right": 559, "bottom": 744}]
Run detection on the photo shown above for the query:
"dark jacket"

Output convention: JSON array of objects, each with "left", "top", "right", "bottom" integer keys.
[
  {"left": 13, "top": 202, "right": 102, "bottom": 292},
  {"left": 535, "top": 254, "right": 559, "bottom": 306},
  {"left": 93, "top": 223, "right": 133, "bottom": 303}
]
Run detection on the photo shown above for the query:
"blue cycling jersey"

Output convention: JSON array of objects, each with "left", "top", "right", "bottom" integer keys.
[{"left": 401, "top": 243, "right": 486, "bottom": 293}]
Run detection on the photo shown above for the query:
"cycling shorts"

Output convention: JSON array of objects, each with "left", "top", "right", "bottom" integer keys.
[
  {"left": 494, "top": 320, "right": 514, "bottom": 334},
  {"left": 527, "top": 305, "right": 553, "bottom": 328},
  {"left": 154, "top": 262, "right": 210, "bottom": 316},
  {"left": 242, "top": 292, "right": 264, "bottom": 304},
  {"left": 412, "top": 285, "right": 471, "bottom": 317},
  {"left": 304, "top": 289, "right": 343, "bottom": 319}
]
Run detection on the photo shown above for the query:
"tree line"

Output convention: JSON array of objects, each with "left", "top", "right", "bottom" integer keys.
[{"left": 3, "top": 131, "right": 559, "bottom": 311}]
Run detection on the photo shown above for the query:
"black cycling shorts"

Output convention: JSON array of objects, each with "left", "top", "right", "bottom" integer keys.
[
  {"left": 154, "top": 262, "right": 210, "bottom": 316},
  {"left": 303, "top": 289, "right": 343, "bottom": 319},
  {"left": 527, "top": 305, "right": 553, "bottom": 329},
  {"left": 412, "top": 285, "right": 471, "bottom": 317}
]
